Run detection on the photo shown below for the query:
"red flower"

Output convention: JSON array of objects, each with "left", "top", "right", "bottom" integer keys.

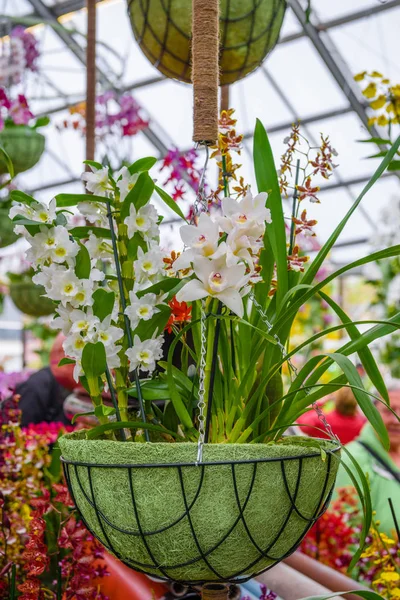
[
  {"left": 17, "top": 577, "right": 41, "bottom": 600},
  {"left": 165, "top": 298, "right": 192, "bottom": 333},
  {"left": 30, "top": 488, "right": 50, "bottom": 516},
  {"left": 53, "top": 483, "right": 74, "bottom": 507}
]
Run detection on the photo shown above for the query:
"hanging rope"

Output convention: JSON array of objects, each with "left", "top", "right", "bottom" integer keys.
[
  {"left": 192, "top": 0, "right": 220, "bottom": 144},
  {"left": 85, "top": 0, "right": 97, "bottom": 163}
]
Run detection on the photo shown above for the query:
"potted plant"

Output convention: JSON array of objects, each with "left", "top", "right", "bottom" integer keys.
[
  {"left": 8, "top": 268, "right": 56, "bottom": 317},
  {"left": 0, "top": 88, "right": 48, "bottom": 176},
  {"left": 8, "top": 114, "right": 400, "bottom": 584}
]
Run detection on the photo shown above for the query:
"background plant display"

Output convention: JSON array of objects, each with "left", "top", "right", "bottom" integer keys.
[
  {"left": 0, "top": 396, "right": 109, "bottom": 599},
  {"left": 301, "top": 488, "right": 400, "bottom": 599}
]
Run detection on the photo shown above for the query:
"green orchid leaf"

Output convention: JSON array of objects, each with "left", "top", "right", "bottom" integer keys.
[
  {"left": 81, "top": 342, "right": 107, "bottom": 379},
  {"left": 155, "top": 185, "right": 188, "bottom": 222},
  {"left": 319, "top": 291, "right": 389, "bottom": 404},
  {"left": 75, "top": 243, "right": 91, "bottom": 279},
  {"left": 128, "top": 156, "right": 157, "bottom": 174},
  {"left": 33, "top": 116, "right": 50, "bottom": 129},
  {"left": 10, "top": 190, "right": 36, "bottom": 205},
  {"left": 92, "top": 289, "right": 115, "bottom": 321},
  {"left": 69, "top": 226, "right": 111, "bottom": 240},
  {"left": 83, "top": 159, "right": 104, "bottom": 170},
  {"left": 71, "top": 411, "right": 95, "bottom": 425},
  {"left": 0, "top": 146, "right": 14, "bottom": 178},
  {"left": 86, "top": 421, "right": 181, "bottom": 440},
  {"left": 55, "top": 193, "right": 111, "bottom": 207},
  {"left": 121, "top": 171, "right": 154, "bottom": 219},
  {"left": 58, "top": 357, "right": 75, "bottom": 367},
  {"left": 253, "top": 119, "right": 288, "bottom": 308}
]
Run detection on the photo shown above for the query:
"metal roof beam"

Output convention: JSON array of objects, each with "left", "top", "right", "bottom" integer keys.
[
  {"left": 280, "top": 0, "right": 400, "bottom": 44},
  {"left": 27, "top": 169, "right": 395, "bottom": 196},
  {"left": 26, "top": 0, "right": 172, "bottom": 157}
]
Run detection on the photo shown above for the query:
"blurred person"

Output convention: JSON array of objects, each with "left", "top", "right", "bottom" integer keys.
[
  {"left": 297, "top": 387, "right": 366, "bottom": 444},
  {"left": 4, "top": 333, "right": 73, "bottom": 427},
  {"left": 335, "top": 388, "right": 400, "bottom": 535}
]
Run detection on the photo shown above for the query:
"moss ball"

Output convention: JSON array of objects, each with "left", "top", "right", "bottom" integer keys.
[
  {"left": 127, "top": 0, "right": 286, "bottom": 85},
  {"left": 60, "top": 432, "right": 339, "bottom": 583},
  {"left": 0, "top": 126, "right": 45, "bottom": 175}
]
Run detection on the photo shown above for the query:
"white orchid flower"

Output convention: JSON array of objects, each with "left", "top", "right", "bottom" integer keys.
[
  {"left": 9, "top": 198, "right": 57, "bottom": 224},
  {"left": 69, "top": 309, "right": 99, "bottom": 338},
  {"left": 124, "top": 203, "right": 159, "bottom": 241},
  {"left": 81, "top": 166, "right": 111, "bottom": 197},
  {"left": 32, "top": 263, "right": 65, "bottom": 295},
  {"left": 27, "top": 226, "right": 79, "bottom": 265},
  {"left": 174, "top": 213, "right": 219, "bottom": 271},
  {"left": 126, "top": 334, "right": 164, "bottom": 374},
  {"left": 176, "top": 256, "right": 248, "bottom": 317},
  {"left": 85, "top": 232, "right": 112, "bottom": 261},
  {"left": 50, "top": 305, "right": 75, "bottom": 336},
  {"left": 95, "top": 316, "right": 124, "bottom": 347},
  {"left": 219, "top": 192, "right": 271, "bottom": 238},
  {"left": 222, "top": 229, "right": 263, "bottom": 269},
  {"left": 69, "top": 279, "right": 95, "bottom": 308},
  {"left": 134, "top": 245, "right": 164, "bottom": 283},
  {"left": 77, "top": 201, "right": 108, "bottom": 227},
  {"left": 116, "top": 166, "right": 139, "bottom": 202},
  {"left": 63, "top": 332, "right": 87, "bottom": 359},
  {"left": 125, "top": 291, "right": 160, "bottom": 329}
]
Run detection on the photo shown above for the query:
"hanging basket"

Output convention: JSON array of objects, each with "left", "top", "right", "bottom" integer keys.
[
  {"left": 60, "top": 432, "right": 340, "bottom": 584},
  {"left": 127, "top": 0, "right": 286, "bottom": 86},
  {"left": 9, "top": 280, "right": 56, "bottom": 317},
  {"left": 0, "top": 126, "right": 45, "bottom": 175}
]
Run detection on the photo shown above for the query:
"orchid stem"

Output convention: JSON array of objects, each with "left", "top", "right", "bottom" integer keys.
[
  {"left": 289, "top": 159, "right": 301, "bottom": 256},
  {"left": 106, "top": 367, "right": 126, "bottom": 441},
  {"left": 205, "top": 302, "right": 222, "bottom": 443},
  {"left": 106, "top": 200, "right": 149, "bottom": 441}
]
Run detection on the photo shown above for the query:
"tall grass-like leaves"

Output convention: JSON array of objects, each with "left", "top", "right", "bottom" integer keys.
[{"left": 253, "top": 119, "right": 288, "bottom": 308}]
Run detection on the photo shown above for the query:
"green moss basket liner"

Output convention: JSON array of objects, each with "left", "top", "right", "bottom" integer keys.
[
  {"left": 127, "top": 0, "right": 286, "bottom": 85},
  {"left": 10, "top": 281, "right": 56, "bottom": 317},
  {"left": 60, "top": 432, "right": 340, "bottom": 583},
  {"left": 0, "top": 126, "right": 45, "bottom": 175}
]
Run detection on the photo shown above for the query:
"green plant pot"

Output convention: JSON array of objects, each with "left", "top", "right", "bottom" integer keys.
[
  {"left": 127, "top": 0, "right": 286, "bottom": 85},
  {"left": 0, "top": 126, "right": 45, "bottom": 175},
  {"left": 0, "top": 210, "right": 18, "bottom": 248},
  {"left": 60, "top": 432, "right": 339, "bottom": 583},
  {"left": 9, "top": 281, "right": 56, "bottom": 317}
]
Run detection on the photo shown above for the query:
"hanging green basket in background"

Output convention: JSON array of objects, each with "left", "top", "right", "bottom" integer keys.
[
  {"left": 9, "top": 280, "right": 55, "bottom": 317},
  {"left": 0, "top": 126, "right": 45, "bottom": 175},
  {"left": 60, "top": 433, "right": 339, "bottom": 583},
  {"left": 127, "top": 0, "right": 286, "bottom": 85}
]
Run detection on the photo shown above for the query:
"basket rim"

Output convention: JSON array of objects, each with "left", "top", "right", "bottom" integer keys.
[{"left": 60, "top": 438, "right": 341, "bottom": 469}]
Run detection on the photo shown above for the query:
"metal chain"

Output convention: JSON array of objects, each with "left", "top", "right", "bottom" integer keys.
[
  {"left": 251, "top": 293, "right": 339, "bottom": 442},
  {"left": 191, "top": 143, "right": 210, "bottom": 225},
  {"left": 196, "top": 302, "right": 208, "bottom": 464}
]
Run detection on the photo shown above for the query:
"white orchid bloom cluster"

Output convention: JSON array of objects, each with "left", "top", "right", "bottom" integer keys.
[
  {"left": 176, "top": 192, "right": 271, "bottom": 318},
  {"left": 9, "top": 161, "right": 169, "bottom": 383}
]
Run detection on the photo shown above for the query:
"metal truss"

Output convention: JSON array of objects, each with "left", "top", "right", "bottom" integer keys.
[{"left": 9, "top": 0, "right": 400, "bottom": 244}]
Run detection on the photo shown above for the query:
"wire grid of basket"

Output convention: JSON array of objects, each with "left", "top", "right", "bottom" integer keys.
[
  {"left": 127, "top": 0, "right": 287, "bottom": 85},
  {"left": 62, "top": 444, "right": 339, "bottom": 584}
]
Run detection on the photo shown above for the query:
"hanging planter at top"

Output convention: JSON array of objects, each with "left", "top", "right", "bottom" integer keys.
[
  {"left": 127, "top": 0, "right": 286, "bottom": 85},
  {"left": 0, "top": 89, "right": 48, "bottom": 176}
]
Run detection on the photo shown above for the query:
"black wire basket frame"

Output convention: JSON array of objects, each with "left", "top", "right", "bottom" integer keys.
[{"left": 62, "top": 443, "right": 340, "bottom": 585}]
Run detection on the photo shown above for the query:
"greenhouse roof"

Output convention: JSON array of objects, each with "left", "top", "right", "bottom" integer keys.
[{"left": 1, "top": 0, "right": 400, "bottom": 262}]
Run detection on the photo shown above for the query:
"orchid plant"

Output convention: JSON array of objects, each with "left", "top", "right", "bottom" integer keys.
[
  {"left": 8, "top": 115, "right": 400, "bottom": 563},
  {"left": 0, "top": 88, "right": 48, "bottom": 132}
]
